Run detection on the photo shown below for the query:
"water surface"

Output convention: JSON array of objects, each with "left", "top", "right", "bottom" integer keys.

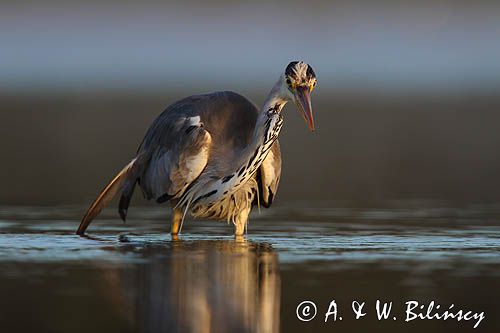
[{"left": 0, "top": 204, "right": 499, "bottom": 332}]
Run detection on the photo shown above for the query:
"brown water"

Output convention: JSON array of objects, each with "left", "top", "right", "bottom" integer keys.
[{"left": 0, "top": 203, "right": 499, "bottom": 332}]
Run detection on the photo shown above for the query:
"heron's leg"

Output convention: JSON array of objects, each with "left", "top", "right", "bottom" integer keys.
[
  {"left": 234, "top": 206, "right": 251, "bottom": 238},
  {"left": 170, "top": 208, "right": 183, "bottom": 236}
]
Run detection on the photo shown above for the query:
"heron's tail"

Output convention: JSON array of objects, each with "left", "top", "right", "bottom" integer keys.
[{"left": 76, "top": 158, "right": 137, "bottom": 235}]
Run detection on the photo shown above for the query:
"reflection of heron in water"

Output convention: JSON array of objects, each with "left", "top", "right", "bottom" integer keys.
[
  {"left": 101, "top": 240, "right": 280, "bottom": 333},
  {"left": 77, "top": 61, "right": 317, "bottom": 237}
]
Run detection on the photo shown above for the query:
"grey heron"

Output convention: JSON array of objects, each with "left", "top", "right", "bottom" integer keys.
[{"left": 76, "top": 61, "right": 317, "bottom": 237}]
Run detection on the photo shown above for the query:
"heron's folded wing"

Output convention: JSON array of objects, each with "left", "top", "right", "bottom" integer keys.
[
  {"left": 140, "top": 116, "right": 212, "bottom": 203},
  {"left": 258, "top": 140, "right": 282, "bottom": 208}
]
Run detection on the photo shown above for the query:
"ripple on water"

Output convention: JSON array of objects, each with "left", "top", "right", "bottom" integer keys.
[{"left": 0, "top": 204, "right": 499, "bottom": 267}]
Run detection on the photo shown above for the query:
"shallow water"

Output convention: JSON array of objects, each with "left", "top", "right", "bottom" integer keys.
[{"left": 0, "top": 204, "right": 499, "bottom": 332}]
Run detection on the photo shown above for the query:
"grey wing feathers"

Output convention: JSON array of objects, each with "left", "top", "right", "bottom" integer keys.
[
  {"left": 139, "top": 116, "right": 212, "bottom": 203},
  {"left": 118, "top": 154, "right": 147, "bottom": 221},
  {"left": 136, "top": 92, "right": 257, "bottom": 203},
  {"left": 258, "top": 140, "right": 282, "bottom": 208}
]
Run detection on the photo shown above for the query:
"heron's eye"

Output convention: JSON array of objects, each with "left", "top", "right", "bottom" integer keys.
[
  {"left": 310, "top": 80, "right": 317, "bottom": 91},
  {"left": 286, "top": 78, "right": 292, "bottom": 86}
]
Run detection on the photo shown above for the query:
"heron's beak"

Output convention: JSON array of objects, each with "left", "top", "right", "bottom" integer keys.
[{"left": 294, "top": 86, "right": 315, "bottom": 131}]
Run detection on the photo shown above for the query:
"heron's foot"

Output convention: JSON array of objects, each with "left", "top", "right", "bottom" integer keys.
[
  {"left": 234, "top": 222, "right": 246, "bottom": 238},
  {"left": 233, "top": 207, "right": 249, "bottom": 239},
  {"left": 170, "top": 226, "right": 181, "bottom": 241},
  {"left": 234, "top": 234, "right": 245, "bottom": 242},
  {"left": 170, "top": 208, "right": 183, "bottom": 236}
]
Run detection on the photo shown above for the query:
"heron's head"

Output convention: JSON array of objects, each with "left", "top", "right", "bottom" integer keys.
[{"left": 283, "top": 61, "right": 317, "bottom": 131}]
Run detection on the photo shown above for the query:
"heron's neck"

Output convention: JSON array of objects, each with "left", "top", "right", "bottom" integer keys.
[
  {"left": 252, "top": 78, "right": 288, "bottom": 143},
  {"left": 233, "top": 79, "right": 287, "bottom": 175},
  {"left": 261, "top": 78, "right": 288, "bottom": 114}
]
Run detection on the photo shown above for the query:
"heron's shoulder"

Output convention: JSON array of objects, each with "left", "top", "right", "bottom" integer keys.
[
  {"left": 215, "top": 90, "right": 254, "bottom": 104},
  {"left": 194, "top": 90, "right": 252, "bottom": 101},
  {"left": 178, "top": 91, "right": 258, "bottom": 112}
]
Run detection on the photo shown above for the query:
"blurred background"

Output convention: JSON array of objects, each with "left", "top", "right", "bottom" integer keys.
[
  {"left": 2, "top": 3, "right": 500, "bottom": 333},
  {"left": 2, "top": 0, "right": 500, "bottom": 207}
]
